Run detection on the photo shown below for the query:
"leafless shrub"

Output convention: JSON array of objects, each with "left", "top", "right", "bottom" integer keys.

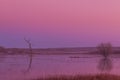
[{"left": 97, "top": 43, "right": 112, "bottom": 58}]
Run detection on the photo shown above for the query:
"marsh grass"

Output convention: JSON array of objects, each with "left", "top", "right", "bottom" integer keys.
[{"left": 32, "top": 74, "right": 120, "bottom": 80}]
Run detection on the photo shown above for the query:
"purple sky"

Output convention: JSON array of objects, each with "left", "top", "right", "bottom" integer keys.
[{"left": 0, "top": 0, "right": 120, "bottom": 48}]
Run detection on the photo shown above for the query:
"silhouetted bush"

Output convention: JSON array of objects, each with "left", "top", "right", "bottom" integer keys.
[{"left": 97, "top": 43, "right": 112, "bottom": 57}]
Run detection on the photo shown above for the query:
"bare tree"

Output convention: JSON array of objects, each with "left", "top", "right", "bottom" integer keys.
[{"left": 24, "top": 38, "right": 33, "bottom": 72}]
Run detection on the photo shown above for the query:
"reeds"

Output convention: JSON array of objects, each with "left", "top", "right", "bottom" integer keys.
[{"left": 32, "top": 74, "right": 120, "bottom": 80}]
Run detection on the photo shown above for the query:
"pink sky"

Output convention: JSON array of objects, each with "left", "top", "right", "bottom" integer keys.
[{"left": 0, "top": 0, "right": 120, "bottom": 48}]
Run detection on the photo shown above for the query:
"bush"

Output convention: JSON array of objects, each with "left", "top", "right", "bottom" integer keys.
[{"left": 97, "top": 43, "right": 112, "bottom": 57}]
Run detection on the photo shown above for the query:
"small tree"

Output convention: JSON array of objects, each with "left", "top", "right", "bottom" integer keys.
[
  {"left": 97, "top": 43, "right": 112, "bottom": 58},
  {"left": 97, "top": 43, "right": 113, "bottom": 73}
]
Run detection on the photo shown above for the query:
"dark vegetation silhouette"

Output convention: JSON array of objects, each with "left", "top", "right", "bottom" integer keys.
[
  {"left": 0, "top": 46, "right": 6, "bottom": 53},
  {"left": 24, "top": 38, "right": 33, "bottom": 72},
  {"left": 32, "top": 74, "right": 120, "bottom": 80},
  {"left": 97, "top": 43, "right": 113, "bottom": 73},
  {"left": 10, "top": 48, "right": 19, "bottom": 54},
  {"left": 0, "top": 46, "right": 6, "bottom": 62}
]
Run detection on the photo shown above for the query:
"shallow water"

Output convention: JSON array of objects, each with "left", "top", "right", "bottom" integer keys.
[{"left": 0, "top": 54, "right": 120, "bottom": 80}]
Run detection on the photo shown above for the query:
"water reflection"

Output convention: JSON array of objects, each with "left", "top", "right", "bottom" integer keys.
[{"left": 98, "top": 57, "right": 113, "bottom": 73}]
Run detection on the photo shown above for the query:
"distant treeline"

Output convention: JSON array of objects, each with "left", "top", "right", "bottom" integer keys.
[{"left": 0, "top": 46, "right": 120, "bottom": 55}]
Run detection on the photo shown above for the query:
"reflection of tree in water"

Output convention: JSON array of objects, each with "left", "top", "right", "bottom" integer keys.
[
  {"left": 98, "top": 57, "right": 112, "bottom": 72},
  {"left": 97, "top": 43, "right": 113, "bottom": 73}
]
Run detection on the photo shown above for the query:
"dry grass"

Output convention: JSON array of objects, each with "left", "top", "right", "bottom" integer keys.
[{"left": 32, "top": 74, "right": 120, "bottom": 80}]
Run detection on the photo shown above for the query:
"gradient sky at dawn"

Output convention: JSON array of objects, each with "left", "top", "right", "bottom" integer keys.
[{"left": 0, "top": 0, "right": 120, "bottom": 48}]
